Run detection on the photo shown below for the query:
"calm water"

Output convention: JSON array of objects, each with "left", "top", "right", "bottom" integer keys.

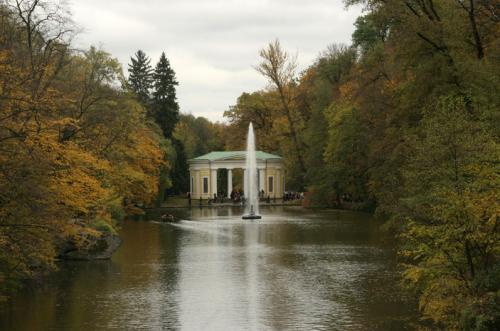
[{"left": 0, "top": 207, "right": 417, "bottom": 330}]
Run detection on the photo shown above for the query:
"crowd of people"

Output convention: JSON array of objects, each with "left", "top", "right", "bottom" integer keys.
[
  {"left": 186, "top": 190, "right": 304, "bottom": 205},
  {"left": 230, "top": 189, "right": 244, "bottom": 203},
  {"left": 283, "top": 191, "right": 304, "bottom": 202}
]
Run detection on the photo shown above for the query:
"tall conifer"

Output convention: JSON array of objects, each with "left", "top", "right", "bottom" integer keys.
[
  {"left": 152, "top": 52, "right": 179, "bottom": 138},
  {"left": 151, "top": 52, "right": 188, "bottom": 194},
  {"left": 128, "top": 50, "right": 153, "bottom": 106}
]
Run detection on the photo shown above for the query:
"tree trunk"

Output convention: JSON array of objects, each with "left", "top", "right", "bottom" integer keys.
[
  {"left": 467, "top": 0, "right": 485, "bottom": 59},
  {"left": 465, "top": 240, "right": 476, "bottom": 279}
]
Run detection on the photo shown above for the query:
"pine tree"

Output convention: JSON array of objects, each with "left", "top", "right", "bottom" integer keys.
[
  {"left": 128, "top": 50, "right": 153, "bottom": 106},
  {"left": 152, "top": 52, "right": 179, "bottom": 138}
]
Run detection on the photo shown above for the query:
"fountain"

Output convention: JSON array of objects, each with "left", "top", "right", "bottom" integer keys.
[{"left": 242, "top": 123, "right": 261, "bottom": 220}]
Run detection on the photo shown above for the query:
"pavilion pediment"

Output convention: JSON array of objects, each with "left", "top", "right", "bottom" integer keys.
[
  {"left": 189, "top": 151, "right": 282, "bottom": 163},
  {"left": 220, "top": 155, "right": 245, "bottom": 161}
]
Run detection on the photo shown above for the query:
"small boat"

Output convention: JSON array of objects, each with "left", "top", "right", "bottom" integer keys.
[{"left": 160, "top": 214, "right": 176, "bottom": 222}]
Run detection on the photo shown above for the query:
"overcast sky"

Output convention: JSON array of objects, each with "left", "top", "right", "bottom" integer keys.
[{"left": 70, "top": 0, "right": 362, "bottom": 122}]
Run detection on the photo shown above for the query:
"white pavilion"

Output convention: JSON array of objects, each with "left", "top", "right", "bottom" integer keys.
[{"left": 188, "top": 151, "right": 284, "bottom": 199}]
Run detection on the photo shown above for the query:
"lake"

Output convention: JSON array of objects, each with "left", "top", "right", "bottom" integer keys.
[{"left": 0, "top": 206, "right": 417, "bottom": 330}]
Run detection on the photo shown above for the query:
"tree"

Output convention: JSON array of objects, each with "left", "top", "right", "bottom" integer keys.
[
  {"left": 149, "top": 52, "right": 184, "bottom": 196},
  {"left": 173, "top": 114, "right": 225, "bottom": 159},
  {"left": 152, "top": 52, "right": 179, "bottom": 138},
  {"left": 127, "top": 50, "right": 153, "bottom": 106},
  {"left": 256, "top": 39, "right": 306, "bottom": 178},
  {"left": 298, "top": 45, "right": 360, "bottom": 205},
  {"left": 220, "top": 1, "right": 499, "bottom": 327},
  {"left": 168, "top": 138, "right": 189, "bottom": 195},
  {"left": 223, "top": 91, "right": 281, "bottom": 152},
  {"left": 0, "top": 1, "right": 167, "bottom": 300},
  {"left": 400, "top": 95, "right": 499, "bottom": 329},
  {"left": 352, "top": 13, "right": 388, "bottom": 54}
]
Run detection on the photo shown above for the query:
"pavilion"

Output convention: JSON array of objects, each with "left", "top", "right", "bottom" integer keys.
[{"left": 188, "top": 151, "right": 284, "bottom": 199}]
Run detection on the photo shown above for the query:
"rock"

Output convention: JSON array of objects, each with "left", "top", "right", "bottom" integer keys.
[{"left": 59, "top": 233, "right": 122, "bottom": 261}]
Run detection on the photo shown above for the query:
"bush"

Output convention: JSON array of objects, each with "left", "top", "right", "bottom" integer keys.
[
  {"left": 106, "top": 199, "right": 126, "bottom": 222},
  {"left": 90, "top": 218, "right": 117, "bottom": 235}
]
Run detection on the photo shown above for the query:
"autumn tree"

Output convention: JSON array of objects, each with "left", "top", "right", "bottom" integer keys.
[
  {"left": 341, "top": 0, "right": 500, "bottom": 328},
  {"left": 0, "top": 0, "right": 167, "bottom": 300},
  {"left": 223, "top": 91, "right": 281, "bottom": 152},
  {"left": 299, "top": 44, "right": 361, "bottom": 206},
  {"left": 256, "top": 39, "right": 307, "bottom": 182},
  {"left": 400, "top": 95, "right": 499, "bottom": 329}
]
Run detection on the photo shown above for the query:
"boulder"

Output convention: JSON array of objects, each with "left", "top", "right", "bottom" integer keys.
[{"left": 59, "top": 233, "right": 122, "bottom": 260}]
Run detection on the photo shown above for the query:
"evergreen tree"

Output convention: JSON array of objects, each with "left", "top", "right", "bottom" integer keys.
[
  {"left": 152, "top": 52, "right": 179, "bottom": 138},
  {"left": 169, "top": 138, "right": 189, "bottom": 195},
  {"left": 128, "top": 50, "right": 153, "bottom": 106},
  {"left": 151, "top": 52, "right": 187, "bottom": 194}
]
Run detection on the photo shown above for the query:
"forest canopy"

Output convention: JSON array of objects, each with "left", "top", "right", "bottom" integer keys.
[{"left": 0, "top": 0, "right": 168, "bottom": 299}]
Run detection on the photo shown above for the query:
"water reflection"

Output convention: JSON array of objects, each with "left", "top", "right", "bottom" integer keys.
[{"left": 0, "top": 206, "right": 416, "bottom": 330}]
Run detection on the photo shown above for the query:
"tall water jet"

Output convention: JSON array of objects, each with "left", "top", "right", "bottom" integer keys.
[{"left": 242, "top": 123, "right": 261, "bottom": 220}]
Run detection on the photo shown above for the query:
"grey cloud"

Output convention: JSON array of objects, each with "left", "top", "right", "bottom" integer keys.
[{"left": 71, "top": 0, "right": 362, "bottom": 121}]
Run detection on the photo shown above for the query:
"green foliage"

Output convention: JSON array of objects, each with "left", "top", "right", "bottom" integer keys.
[
  {"left": 127, "top": 50, "right": 184, "bottom": 201},
  {"left": 173, "top": 114, "right": 225, "bottom": 159},
  {"left": 400, "top": 95, "right": 499, "bottom": 329},
  {"left": 155, "top": 137, "right": 175, "bottom": 205},
  {"left": 302, "top": 44, "right": 359, "bottom": 195},
  {"left": 352, "top": 13, "right": 388, "bottom": 53},
  {"left": 150, "top": 52, "right": 183, "bottom": 195},
  {"left": 169, "top": 138, "right": 189, "bottom": 195},
  {"left": 324, "top": 103, "right": 370, "bottom": 204},
  {"left": 106, "top": 199, "right": 126, "bottom": 222},
  {"left": 90, "top": 218, "right": 117, "bottom": 236}
]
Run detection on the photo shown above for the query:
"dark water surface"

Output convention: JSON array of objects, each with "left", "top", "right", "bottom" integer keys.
[{"left": 0, "top": 207, "right": 417, "bottom": 330}]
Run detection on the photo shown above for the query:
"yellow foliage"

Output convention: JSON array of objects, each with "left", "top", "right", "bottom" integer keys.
[{"left": 0, "top": 4, "right": 167, "bottom": 299}]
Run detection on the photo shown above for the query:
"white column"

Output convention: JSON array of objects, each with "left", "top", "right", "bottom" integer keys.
[
  {"left": 283, "top": 172, "right": 285, "bottom": 192},
  {"left": 195, "top": 171, "right": 200, "bottom": 198},
  {"left": 189, "top": 171, "right": 193, "bottom": 194},
  {"left": 211, "top": 169, "right": 217, "bottom": 197},
  {"left": 259, "top": 169, "right": 265, "bottom": 192},
  {"left": 276, "top": 170, "right": 281, "bottom": 198},
  {"left": 227, "top": 169, "right": 233, "bottom": 198}
]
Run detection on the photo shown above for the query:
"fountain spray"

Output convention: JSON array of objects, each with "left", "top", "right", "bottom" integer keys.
[{"left": 242, "top": 123, "right": 261, "bottom": 219}]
